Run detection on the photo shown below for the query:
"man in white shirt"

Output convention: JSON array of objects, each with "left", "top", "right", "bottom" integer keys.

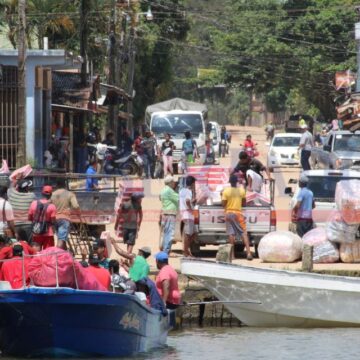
[
  {"left": 298, "top": 124, "right": 314, "bottom": 171},
  {"left": 179, "top": 176, "right": 197, "bottom": 257}
]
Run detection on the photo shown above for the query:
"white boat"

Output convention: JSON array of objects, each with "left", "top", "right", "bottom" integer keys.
[{"left": 181, "top": 258, "right": 360, "bottom": 327}]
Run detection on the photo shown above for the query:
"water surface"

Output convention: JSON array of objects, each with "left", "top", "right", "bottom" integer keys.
[{"left": 133, "top": 327, "right": 360, "bottom": 360}]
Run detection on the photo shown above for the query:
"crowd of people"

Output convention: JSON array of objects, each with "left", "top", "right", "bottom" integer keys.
[{"left": 0, "top": 177, "right": 181, "bottom": 312}]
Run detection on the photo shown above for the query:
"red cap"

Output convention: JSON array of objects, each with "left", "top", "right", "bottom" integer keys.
[{"left": 42, "top": 185, "right": 53, "bottom": 195}]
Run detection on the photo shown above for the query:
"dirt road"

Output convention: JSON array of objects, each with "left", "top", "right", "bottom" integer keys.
[
  {"left": 109, "top": 125, "right": 360, "bottom": 272},
  {"left": 107, "top": 125, "right": 300, "bottom": 270}
]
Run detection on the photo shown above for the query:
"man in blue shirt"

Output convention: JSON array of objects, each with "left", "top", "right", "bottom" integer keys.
[
  {"left": 292, "top": 174, "right": 315, "bottom": 237},
  {"left": 86, "top": 160, "right": 99, "bottom": 191}
]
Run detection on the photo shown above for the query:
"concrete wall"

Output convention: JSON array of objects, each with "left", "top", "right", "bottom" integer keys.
[{"left": 0, "top": 50, "right": 66, "bottom": 161}]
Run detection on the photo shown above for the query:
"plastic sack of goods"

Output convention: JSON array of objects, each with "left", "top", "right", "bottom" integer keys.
[
  {"left": 335, "top": 180, "right": 360, "bottom": 224},
  {"left": 340, "top": 242, "right": 360, "bottom": 263},
  {"left": 302, "top": 227, "right": 339, "bottom": 263},
  {"left": 258, "top": 231, "right": 302, "bottom": 263},
  {"left": 326, "top": 211, "right": 358, "bottom": 244}
]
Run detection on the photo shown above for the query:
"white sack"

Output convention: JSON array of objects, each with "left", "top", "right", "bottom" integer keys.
[
  {"left": 312, "top": 241, "right": 339, "bottom": 264},
  {"left": 335, "top": 180, "right": 360, "bottom": 224},
  {"left": 302, "top": 227, "right": 339, "bottom": 263},
  {"left": 326, "top": 211, "right": 357, "bottom": 244},
  {"left": 258, "top": 231, "right": 302, "bottom": 263},
  {"left": 340, "top": 242, "right": 360, "bottom": 263}
]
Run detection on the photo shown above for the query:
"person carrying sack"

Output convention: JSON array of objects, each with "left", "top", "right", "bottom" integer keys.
[{"left": 28, "top": 185, "right": 56, "bottom": 250}]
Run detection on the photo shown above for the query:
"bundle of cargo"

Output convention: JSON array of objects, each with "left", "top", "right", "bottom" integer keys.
[
  {"left": 326, "top": 211, "right": 358, "bottom": 244},
  {"left": 302, "top": 227, "right": 339, "bottom": 263},
  {"left": 258, "top": 231, "right": 302, "bottom": 263},
  {"left": 335, "top": 180, "right": 360, "bottom": 225},
  {"left": 339, "top": 242, "right": 360, "bottom": 263},
  {"left": 114, "top": 180, "right": 144, "bottom": 238}
]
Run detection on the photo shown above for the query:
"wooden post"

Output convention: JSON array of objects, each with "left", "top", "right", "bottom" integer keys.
[
  {"left": 302, "top": 244, "right": 313, "bottom": 272},
  {"left": 69, "top": 112, "right": 74, "bottom": 172},
  {"left": 17, "top": 0, "right": 27, "bottom": 167}
]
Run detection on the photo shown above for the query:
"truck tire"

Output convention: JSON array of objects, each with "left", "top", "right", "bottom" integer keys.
[
  {"left": 234, "top": 243, "right": 245, "bottom": 256},
  {"left": 190, "top": 241, "right": 201, "bottom": 257}
]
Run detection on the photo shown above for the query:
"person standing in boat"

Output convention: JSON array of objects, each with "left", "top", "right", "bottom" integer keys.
[
  {"left": 292, "top": 174, "right": 315, "bottom": 237},
  {"left": 155, "top": 251, "right": 180, "bottom": 309},
  {"left": 92, "top": 239, "right": 110, "bottom": 269},
  {"left": 0, "top": 186, "right": 16, "bottom": 238},
  {"left": 221, "top": 174, "right": 252, "bottom": 261}
]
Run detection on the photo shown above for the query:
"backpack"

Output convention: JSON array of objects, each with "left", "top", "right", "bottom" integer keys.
[
  {"left": 183, "top": 139, "right": 194, "bottom": 155},
  {"left": 32, "top": 201, "right": 49, "bottom": 235}
]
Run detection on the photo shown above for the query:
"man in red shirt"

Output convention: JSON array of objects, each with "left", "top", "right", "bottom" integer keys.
[
  {"left": 87, "top": 253, "right": 110, "bottom": 290},
  {"left": 0, "top": 244, "right": 29, "bottom": 289},
  {"left": 28, "top": 185, "right": 56, "bottom": 250},
  {"left": 155, "top": 251, "right": 180, "bottom": 309}
]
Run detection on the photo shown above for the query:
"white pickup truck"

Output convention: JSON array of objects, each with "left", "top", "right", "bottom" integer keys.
[
  {"left": 285, "top": 169, "right": 360, "bottom": 230},
  {"left": 174, "top": 179, "right": 276, "bottom": 256}
]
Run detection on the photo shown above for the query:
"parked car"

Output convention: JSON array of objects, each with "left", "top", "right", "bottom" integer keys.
[
  {"left": 267, "top": 133, "right": 301, "bottom": 172},
  {"left": 285, "top": 169, "right": 360, "bottom": 231},
  {"left": 310, "top": 130, "right": 360, "bottom": 170}
]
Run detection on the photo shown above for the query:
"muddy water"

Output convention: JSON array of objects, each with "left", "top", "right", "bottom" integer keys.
[{"left": 133, "top": 327, "right": 360, "bottom": 360}]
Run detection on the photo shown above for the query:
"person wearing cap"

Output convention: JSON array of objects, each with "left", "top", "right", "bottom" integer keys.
[
  {"left": 155, "top": 251, "right": 180, "bottom": 309},
  {"left": 161, "top": 133, "right": 175, "bottom": 177},
  {"left": 111, "top": 237, "right": 151, "bottom": 281},
  {"left": 292, "top": 174, "right": 315, "bottom": 237},
  {"left": 159, "top": 175, "right": 179, "bottom": 254},
  {"left": 121, "top": 192, "right": 144, "bottom": 254},
  {"left": 51, "top": 178, "right": 80, "bottom": 249},
  {"left": 8, "top": 179, "right": 35, "bottom": 238},
  {"left": 28, "top": 185, "right": 57, "bottom": 249},
  {"left": 298, "top": 124, "right": 314, "bottom": 171},
  {"left": 0, "top": 244, "right": 29, "bottom": 289},
  {"left": 222, "top": 174, "right": 253, "bottom": 261},
  {"left": 0, "top": 186, "right": 16, "bottom": 238},
  {"left": 87, "top": 252, "right": 111, "bottom": 290},
  {"left": 179, "top": 176, "right": 197, "bottom": 257}
]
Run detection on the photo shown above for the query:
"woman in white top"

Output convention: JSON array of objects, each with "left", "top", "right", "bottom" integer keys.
[{"left": 0, "top": 186, "right": 15, "bottom": 237}]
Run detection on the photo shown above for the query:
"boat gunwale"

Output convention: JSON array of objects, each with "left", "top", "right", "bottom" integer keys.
[{"left": 181, "top": 258, "right": 360, "bottom": 292}]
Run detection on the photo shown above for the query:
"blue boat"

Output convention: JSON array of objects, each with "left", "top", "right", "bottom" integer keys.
[{"left": 0, "top": 286, "right": 172, "bottom": 357}]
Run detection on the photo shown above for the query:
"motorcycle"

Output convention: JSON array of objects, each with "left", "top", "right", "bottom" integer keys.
[
  {"left": 240, "top": 145, "right": 259, "bottom": 159},
  {"left": 104, "top": 148, "right": 143, "bottom": 176}
]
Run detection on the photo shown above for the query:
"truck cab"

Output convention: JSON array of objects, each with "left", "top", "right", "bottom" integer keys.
[{"left": 285, "top": 169, "right": 360, "bottom": 230}]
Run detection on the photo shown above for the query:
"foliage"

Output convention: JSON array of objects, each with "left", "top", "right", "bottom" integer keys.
[{"left": 213, "top": 0, "right": 358, "bottom": 119}]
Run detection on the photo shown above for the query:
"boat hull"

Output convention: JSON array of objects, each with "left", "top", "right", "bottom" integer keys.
[
  {"left": 0, "top": 287, "right": 170, "bottom": 357},
  {"left": 181, "top": 259, "right": 360, "bottom": 327}
]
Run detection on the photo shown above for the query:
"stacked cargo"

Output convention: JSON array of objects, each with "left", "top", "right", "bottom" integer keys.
[{"left": 114, "top": 180, "right": 144, "bottom": 239}]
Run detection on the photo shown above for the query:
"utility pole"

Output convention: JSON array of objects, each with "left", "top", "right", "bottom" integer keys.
[
  {"left": 108, "top": 0, "right": 118, "bottom": 141},
  {"left": 80, "top": 0, "right": 90, "bottom": 86},
  {"left": 17, "top": 0, "right": 27, "bottom": 167}
]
